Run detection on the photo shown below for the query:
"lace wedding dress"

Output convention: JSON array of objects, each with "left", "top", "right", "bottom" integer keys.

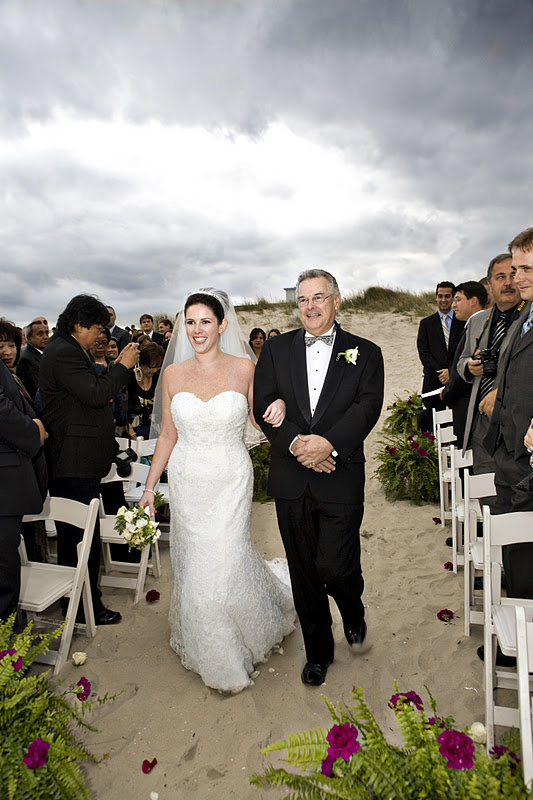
[{"left": 167, "top": 390, "right": 296, "bottom": 693}]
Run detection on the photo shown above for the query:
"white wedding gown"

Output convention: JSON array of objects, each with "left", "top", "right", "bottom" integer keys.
[{"left": 167, "top": 390, "right": 296, "bottom": 693}]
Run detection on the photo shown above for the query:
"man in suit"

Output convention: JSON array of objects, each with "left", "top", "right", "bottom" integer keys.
[
  {"left": 0, "top": 359, "right": 48, "bottom": 621},
  {"left": 134, "top": 314, "right": 164, "bottom": 345},
  {"left": 457, "top": 254, "right": 523, "bottom": 474},
  {"left": 40, "top": 294, "right": 139, "bottom": 625},
  {"left": 254, "top": 269, "right": 384, "bottom": 686},
  {"left": 16, "top": 319, "right": 50, "bottom": 399},
  {"left": 417, "top": 282, "right": 465, "bottom": 414},
  {"left": 106, "top": 306, "right": 131, "bottom": 352},
  {"left": 440, "top": 281, "right": 487, "bottom": 448}
]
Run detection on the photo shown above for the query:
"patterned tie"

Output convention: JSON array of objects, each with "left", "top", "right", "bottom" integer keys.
[
  {"left": 441, "top": 314, "right": 450, "bottom": 348},
  {"left": 479, "top": 313, "right": 508, "bottom": 400},
  {"left": 521, "top": 308, "right": 533, "bottom": 338},
  {"left": 305, "top": 334, "right": 335, "bottom": 347}
]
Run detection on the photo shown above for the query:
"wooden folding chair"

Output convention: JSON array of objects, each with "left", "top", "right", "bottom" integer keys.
[
  {"left": 20, "top": 497, "right": 99, "bottom": 675},
  {"left": 483, "top": 507, "right": 533, "bottom": 748},
  {"left": 515, "top": 606, "right": 533, "bottom": 791},
  {"left": 462, "top": 471, "right": 496, "bottom": 635},
  {"left": 433, "top": 407, "right": 457, "bottom": 528}
]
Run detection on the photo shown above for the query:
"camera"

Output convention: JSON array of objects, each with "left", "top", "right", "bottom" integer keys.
[
  {"left": 478, "top": 348, "right": 498, "bottom": 378},
  {"left": 114, "top": 446, "right": 138, "bottom": 478}
]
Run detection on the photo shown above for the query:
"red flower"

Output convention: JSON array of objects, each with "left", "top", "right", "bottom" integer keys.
[
  {"left": 145, "top": 589, "right": 160, "bottom": 603},
  {"left": 0, "top": 648, "right": 23, "bottom": 672},
  {"left": 490, "top": 745, "right": 520, "bottom": 763},
  {"left": 432, "top": 517, "right": 441, "bottom": 525},
  {"left": 389, "top": 691, "right": 424, "bottom": 711},
  {"left": 142, "top": 757, "right": 158, "bottom": 774},
  {"left": 76, "top": 676, "right": 91, "bottom": 701},
  {"left": 417, "top": 446, "right": 427, "bottom": 457},
  {"left": 443, "top": 561, "right": 453, "bottom": 571},
  {"left": 427, "top": 716, "right": 445, "bottom": 728},
  {"left": 437, "top": 609, "right": 454, "bottom": 623},
  {"left": 438, "top": 729, "right": 475, "bottom": 769},
  {"left": 321, "top": 723, "right": 360, "bottom": 775},
  {"left": 22, "top": 738, "right": 50, "bottom": 769}
]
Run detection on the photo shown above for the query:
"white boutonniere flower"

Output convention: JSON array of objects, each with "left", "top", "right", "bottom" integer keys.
[{"left": 336, "top": 347, "right": 359, "bottom": 365}]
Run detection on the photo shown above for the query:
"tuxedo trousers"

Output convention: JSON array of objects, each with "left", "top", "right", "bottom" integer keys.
[{"left": 275, "top": 479, "right": 365, "bottom": 664}]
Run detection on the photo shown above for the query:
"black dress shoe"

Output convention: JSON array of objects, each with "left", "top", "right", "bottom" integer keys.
[
  {"left": 345, "top": 620, "right": 367, "bottom": 648},
  {"left": 301, "top": 661, "right": 332, "bottom": 686},
  {"left": 474, "top": 576, "right": 483, "bottom": 591},
  {"left": 95, "top": 608, "right": 122, "bottom": 626},
  {"left": 477, "top": 645, "right": 516, "bottom": 668},
  {"left": 446, "top": 537, "right": 453, "bottom": 547}
]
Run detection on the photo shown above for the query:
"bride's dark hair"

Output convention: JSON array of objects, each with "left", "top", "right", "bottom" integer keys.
[{"left": 184, "top": 292, "right": 225, "bottom": 324}]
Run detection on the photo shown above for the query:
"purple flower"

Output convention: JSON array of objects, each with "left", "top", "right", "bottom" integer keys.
[
  {"left": 420, "top": 431, "right": 428, "bottom": 438},
  {"left": 427, "top": 716, "right": 445, "bottom": 728},
  {"left": 0, "top": 648, "right": 23, "bottom": 672},
  {"left": 145, "top": 589, "right": 160, "bottom": 603},
  {"left": 406, "top": 434, "right": 414, "bottom": 441},
  {"left": 427, "top": 433, "right": 436, "bottom": 441},
  {"left": 438, "top": 730, "right": 475, "bottom": 769},
  {"left": 142, "top": 757, "right": 158, "bottom": 774},
  {"left": 443, "top": 561, "right": 453, "bottom": 571},
  {"left": 417, "top": 447, "right": 428, "bottom": 457},
  {"left": 397, "top": 409, "right": 403, "bottom": 415},
  {"left": 326, "top": 723, "right": 360, "bottom": 760},
  {"left": 320, "top": 754, "right": 336, "bottom": 776},
  {"left": 437, "top": 609, "right": 454, "bottom": 623},
  {"left": 407, "top": 400, "right": 412, "bottom": 406},
  {"left": 23, "top": 738, "right": 50, "bottom": 769},
  {"left": 410, "top": 442, "right": 418, "bottom": 449},
  {"left": 76, "top": 676, "right": 91, "bottom": 701},
  {"left": 490, "top": 745, "right": 520, "bottom": 763},
  {"left": 388, "top": 691, "right": 424, "bottom": 711},
  {"left": 385, "top": 445, "right": 397, "bottom": 455},
  {"left": 432, "top": 517, "right": 442, "bottom": 525}
]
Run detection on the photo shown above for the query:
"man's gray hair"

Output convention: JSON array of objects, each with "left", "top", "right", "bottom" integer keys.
[
  {"left": 25, "top": 321, "right": 39, "bottom": 339},
  {"left": 487, "top": 253, "right": 511, "bottom": 280},
  {"left": 297, "top": 269, "right": 340, "bottom": 297}
]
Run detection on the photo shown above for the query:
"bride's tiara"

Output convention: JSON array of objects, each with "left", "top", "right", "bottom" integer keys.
[{"left": 186, "top": 288, "right": 230, "bottom": 313}]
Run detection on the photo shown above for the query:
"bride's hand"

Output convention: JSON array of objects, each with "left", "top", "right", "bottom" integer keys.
[
  {"left": 139, "top": 491, "right": 156, "bottom": 518},
  {"left": 263, "top": 398, "right": 286, "bottom": 428}
]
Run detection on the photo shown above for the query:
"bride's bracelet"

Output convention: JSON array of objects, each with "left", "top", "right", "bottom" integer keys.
[{"left": 144, "top": 488, "right": 156, "bottom": 496}]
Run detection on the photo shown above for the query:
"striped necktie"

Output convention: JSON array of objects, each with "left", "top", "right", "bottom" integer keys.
[
  {"left": 479, "top": 313, "right": 507, "bottom": 400},
  {"left": 521, "top": 309, "right": 533, "bottom": 338},
  {"left": 441, "top": 314, "right": 450, "bottom": 348}
]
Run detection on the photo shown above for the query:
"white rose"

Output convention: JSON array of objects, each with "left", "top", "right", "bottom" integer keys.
[
  {"left": 72, "top": 652, "right": 87, "bottom": 666},
  {"left": 124, "top": 510, "right": 134, "bottom": 523},
  {"left": 117, "top": 506, "right": 128, "bottom": 516},
  {"left": 136, "top": 518, "right": 146, "bottom": 529},
  {"left": 468, "top": 722, "right": 486, "bottom": 744}
]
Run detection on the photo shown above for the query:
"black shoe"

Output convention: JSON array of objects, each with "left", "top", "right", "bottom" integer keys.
[
  {"left": 474, "top": 576, "right": 483, "bottom": 591},
  {"left": 301, "top": 661, "right": 332, "bottom": 686},
  {"left": 345, "top": 620, "right": 367, "bottom": 648},
  {"left": 446, "top": 537, "right": 453, "bottom": 547},
  {"left": 477, "top": 645, "right": 516, "bottom": 668},
  {"left": 95, "top": 608, "right": 122, "bottom": 626}
]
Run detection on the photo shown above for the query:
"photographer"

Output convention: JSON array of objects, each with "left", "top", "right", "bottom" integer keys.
[{"left": 457, "top": 254, "right": 523, "bottom": 474}]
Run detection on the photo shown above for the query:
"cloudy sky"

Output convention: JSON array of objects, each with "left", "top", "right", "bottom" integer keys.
[{"left": 2, "top": 0, "right": 532, "bottom": 326}]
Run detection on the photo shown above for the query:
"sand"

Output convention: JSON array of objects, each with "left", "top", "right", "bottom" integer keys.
[{"left": 55, "top": 310, "right": 485, "bottom": 799}]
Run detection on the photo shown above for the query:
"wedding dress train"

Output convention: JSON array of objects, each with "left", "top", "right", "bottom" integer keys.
[{"left": 167, "top": 390, "right": 295, "bottom": 693}]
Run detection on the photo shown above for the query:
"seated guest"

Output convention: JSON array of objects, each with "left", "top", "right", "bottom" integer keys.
[
  {"left": 40, "top": 294, "right": 139, "bottom": 625},
  {"left": 249, "top": 327, "right": 266, "bottom": 360},
  {"left": 126, "top": 342, "right": 164, "bottom": 439},
  {"left": 268, "top": 328, "right": 281, "bottom": 338},
  {"left": 16, "top": 319, "right": 50, "bottom": 399}
]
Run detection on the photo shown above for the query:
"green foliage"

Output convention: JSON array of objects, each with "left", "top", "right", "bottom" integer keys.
[
  {"left": 250, "top": 685, "right": 531, "bottom": 799},
  {"left": 250, "top": 443, "right": 274, "bottom": 502},
  {"left": 382, "top": 391, "right": 423, "bottom": 437},
  {"left": 374, "top": 432, "right": 439, "bottom": 504},
  {"left": 0, "top": 615, "right": 111, "bottom": 800}
]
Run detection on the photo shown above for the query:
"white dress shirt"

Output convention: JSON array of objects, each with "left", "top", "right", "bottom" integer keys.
[{"left": 305, "top": 324, "right": 336, "bottom": 416}]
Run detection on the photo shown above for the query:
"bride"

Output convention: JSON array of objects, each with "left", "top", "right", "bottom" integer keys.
[{"left": 139, "top": 289, "right": 295, "bottom": 693}]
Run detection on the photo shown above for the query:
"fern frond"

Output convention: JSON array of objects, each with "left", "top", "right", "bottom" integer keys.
[{"left": 261, "top": 728, "right": 329, "bottom": 767}]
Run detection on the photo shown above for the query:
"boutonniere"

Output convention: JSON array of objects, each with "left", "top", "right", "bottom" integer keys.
[{"left": 336, "top": 347, "right": 359, "bottom": 365}]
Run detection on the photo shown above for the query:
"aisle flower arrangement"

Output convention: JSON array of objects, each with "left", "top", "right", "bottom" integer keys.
[
  {"left": 382, "top": 391, "right": 423, "bottom": 437},
  {"left": 0, "top": 615, "right": 112, "bottom": 800},
  {"left": 250, "top": 685, "right": 529, "bottom": 798},
  {"left": 375, "top": 431, "right": 439, "bottom": 504}
]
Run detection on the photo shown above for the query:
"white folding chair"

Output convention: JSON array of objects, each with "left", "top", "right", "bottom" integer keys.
[
  {"left": 448, "top": 446, "right": 473, "bottom": 572},
  {"left": 20, "top": 497, "right": 99, "bottom": 675},
  {"left": 462, "top": 472, "right": 496, "bottom": 635},
  {"left": 433, "top": 407, "right": 457, "bottom": 527},
  {"left": 483, "top": 507, "right": 533, "bottom": 748},
  {"left": 515, "top": 606, "right": 533, "bottom": 790}
]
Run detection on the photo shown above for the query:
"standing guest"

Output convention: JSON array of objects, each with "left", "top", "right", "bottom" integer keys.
[
  {"left": 106, "top": 337, "right": 120, "bottom": 361},
  {"left": 134, "top": 314, "right": 164, "bottom": 345},
  {"left": 105, "top": 306, "right": 130, "bottom": 352},
  {"left": 0, "top": 319, "right": 22, "bottom": 376},
  {"left": 0, "top": 358, "right": 48, "bottom": 621},
  {"left": 479, "top": 277, "right": 495, "bottom": 309},
  {"left": 268, "top": 329, "right": 281, "bottom": 338},
  {"left": 40, "top": 294, "right": 139, "bottom": 625},
  {"left": 417, "top": 282, "right": 465, "bottom": 414},
  {"left": 158, "top": 318, "right": 173, "bottom": 336},
  {"left": 16, "top": 319, "right": 50, "bottom": 400},
  {"left": 126, "top": 342, "right": 164, "bottom": 439},
  {"left": 89, "top": 327, "right": 111, "bottom": 367},
  {"left": 249, "top": 328, "right": 266, "bottom": 360},
  {"left": 254, "top": 269, "right": 384, "bottom": 686}
]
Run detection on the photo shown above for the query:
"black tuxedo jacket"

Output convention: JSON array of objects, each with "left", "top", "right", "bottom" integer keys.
[
  {"left": 109, "top": 325, "right": 131, "bottom": 351},
  {"left": 40, "top": 331, "right": 131, "bottom": 480},
  {"left": 0, "top": 360, "right": 47, "bottom": 515},
  {"left": 16, "top": 343, "right": 42, "bottom": 399},
  {"left": 417, "top": 312, "right": 465, "bottom": 395},
  {"left": 253, "top": 325, "right": 384, "bottom": 503}
]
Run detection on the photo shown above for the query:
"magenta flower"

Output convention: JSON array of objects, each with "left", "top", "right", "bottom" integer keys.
[
  {"left": 142, "top": 757, "right": 158, "bottom": 774},
  {"left": 385, "top": 445, "right": 397, "bottom": 455},
  {"left": 388, "top": 691, "right": 424, "bottom": 711},
  {"left": 490, "top": 745, "right": 520, "bottom": 763},
  {"left": 427, "top": 716, "right": 445, "bottom": 728},
  {"left": 76, "top": 676, "right": 91, "bottom": 701},
  {"left": 145, "top": 589, "right": 160, "bottom": 602},
  {"left": 432, "top": 517, "right": 442, "bottom": 525},
  {"left": 427, "top": 433, "right": 436, "bottom": 441},
  {"left": 417, "top": 446, "right": 427, "bottom": 457},
  {"left": 0, "top": 648, "right": 23, "bottom": 672},
  {"left": 320, "top": 754, "right": 336, "bottom": 777},
  {"left": 23, "top": 738, "right": 50, "bottom": 769},
  {"left": 406, "top": 434, "right": 414, "bottom": 441},
  {"left": 438, "top": 730, "right": 475, "bottom": 769},
  {"left": 321, "top": 723, "right": 360, "bottom": 775},
  {"left": 407, "top": 400, "right": 412, "bottom": 406},
  {"left": 437, "top": 609, "right": 454, "bottom": 623},
  {"left": 397, "top": 409, "right": 403, "bottom": 415},
  {"left": 443, "top": 561, "right": 453, "bottom": 571}
]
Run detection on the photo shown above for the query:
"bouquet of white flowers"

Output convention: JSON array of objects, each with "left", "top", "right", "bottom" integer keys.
[{"left": 114, "top": 504, "right": 161, "bottom": 551}]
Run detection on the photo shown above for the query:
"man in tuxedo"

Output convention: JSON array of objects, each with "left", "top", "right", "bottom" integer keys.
[
  {"left": 417, "top": 281, "right": 465, "bottom": 413},
  {"left": 16, "top": 319, "right": 50, "bottom": 399},
  {"left": 106, "top": 306, "right": 131, "bottom": 352},
  {"left": 134, "top": 314, "right": 164, "bottom": 345},
  {"left": 40, "top": 294, "right": 139, "bottom": 625},
  {"left": 254, "top": 269, "right": 384, "bottom": 686},
  {"left": 0, "top": 359, "right": 48, "bottom": 621},
  {"left": 457, "top": 254, "right": 523, "bottom": 474}
]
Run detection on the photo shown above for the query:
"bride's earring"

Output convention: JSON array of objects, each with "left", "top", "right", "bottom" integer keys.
[{"left": 218, "top": 333, "right": 223, "bottom": 352}]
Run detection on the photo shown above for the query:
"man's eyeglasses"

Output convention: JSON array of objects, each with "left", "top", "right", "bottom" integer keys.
[{"left": 297, "top": 294, "right": 332, "bottom": 307}]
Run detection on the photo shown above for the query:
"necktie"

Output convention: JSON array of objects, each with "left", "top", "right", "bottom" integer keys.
[
  {"left": 521, "top": 309, "right": 533, "bottom": 338},
  {"left": 305, "top": 334, "right": 334, "bottom": 347},
  {"left": 441, "top": 314, "right": 450, "bottom": 348},
  {"left": 479, "top": 313, "right": 508, "bottom": 400}
]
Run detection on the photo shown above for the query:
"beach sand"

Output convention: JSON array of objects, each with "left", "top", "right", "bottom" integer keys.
[{"left": 56, "top": 310, "right": 485, "bottom": 798}]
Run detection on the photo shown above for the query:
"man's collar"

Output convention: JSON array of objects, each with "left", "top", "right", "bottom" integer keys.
[{"left": 304, "top": 322, "right": 336, "bottom": 339}]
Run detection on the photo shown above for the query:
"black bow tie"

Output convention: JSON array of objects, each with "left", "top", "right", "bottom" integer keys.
[{"left": 305, "top": 334, "right": 334, "bottom": 347}]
